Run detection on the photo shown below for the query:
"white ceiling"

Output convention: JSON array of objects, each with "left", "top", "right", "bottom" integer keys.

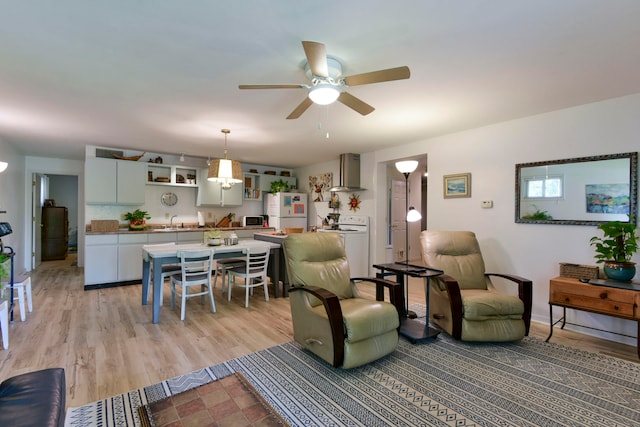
[{"left": 1, "top": 1, "right": 640, "bottom": 168}]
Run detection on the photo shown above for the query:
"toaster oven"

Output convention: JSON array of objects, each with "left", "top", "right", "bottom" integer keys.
[{"left": 242, "top": 216, "right": 263, "bottom": 227}]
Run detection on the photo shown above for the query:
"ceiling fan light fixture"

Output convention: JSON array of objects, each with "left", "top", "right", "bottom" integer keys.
[{"left": 308, "top": 83, "right": 340, "bottom": 105}]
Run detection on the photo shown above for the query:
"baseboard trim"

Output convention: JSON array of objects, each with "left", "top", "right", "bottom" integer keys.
[{"left": 84, "top": 280, "right": 141, "bottom": 291}]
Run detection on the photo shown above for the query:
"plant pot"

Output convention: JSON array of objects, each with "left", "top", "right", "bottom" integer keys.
[
  {"left": 207, "top": 238, "right": 221, "bottom": 246},
  {"left": 603, "top": 261, "right": 636, "bottom": 281},
  {"left": 128, "top": 220, "right": 146, "bottom": 231}
]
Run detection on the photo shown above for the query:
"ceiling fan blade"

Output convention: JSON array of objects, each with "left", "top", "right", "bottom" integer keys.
[
  {"left": 302, "top": 41, "right": 328, "bottom": 78},
  {"left": 343, "top": 66, "right": 410, "bottom": 87},
  {"left": 239, "top": 84, "right": 303, "bottom": 89},
  {"left": 338, "top": 92, "right": 375, "bottom": 116},
  {"left": 286, "top": 97, "right": 314, "bottom": 120}
]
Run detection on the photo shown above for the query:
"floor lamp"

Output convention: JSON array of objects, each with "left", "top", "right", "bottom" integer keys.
[{"left": 395, "top": 160, "right": 422, "bottom": 318}]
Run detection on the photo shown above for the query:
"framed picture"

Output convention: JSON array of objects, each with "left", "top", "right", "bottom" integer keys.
[{"left": 444, "top": 173, "right": 471, "bottom": 198}]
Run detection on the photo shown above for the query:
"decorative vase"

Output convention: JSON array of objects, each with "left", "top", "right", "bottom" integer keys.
[
  {"left": 207, "top": 238, "right": 221, "bottom": 246},
  {"left": 603, "top": 261, "right": 636, "bottom": 281}
]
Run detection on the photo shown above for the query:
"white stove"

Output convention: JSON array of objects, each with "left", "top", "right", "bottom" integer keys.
[{"left": 318, "top": 215, "right": 370, "bottom": 277}]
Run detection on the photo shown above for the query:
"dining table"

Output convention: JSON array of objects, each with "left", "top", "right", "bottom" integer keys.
[{"left": 141, "top": 240, "right": 280, "bottom": 323}]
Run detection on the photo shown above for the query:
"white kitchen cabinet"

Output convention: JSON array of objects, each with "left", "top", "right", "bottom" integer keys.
[
  {"left": 85, "top": 235, "right": 119, "bottom": 285},
  {"left": 196, "top": 167, "right": 242, "bottom": 207},
  {"left": 117, "top": 234, "right": 148, "bottom": 281},
  {"left": 147, "top": 233, "right": 177, "bottom": 244},
  {"left": 85, "top": 158, "right": 146, "bottom": 205},
  {"left": 117, "top": 160, "right": 147, "bottom": 204},
  {"left": 177, "top": 231, "right": 204, "bottom": 243}
]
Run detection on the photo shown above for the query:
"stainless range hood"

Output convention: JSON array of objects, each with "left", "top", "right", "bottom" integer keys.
[{"left": 328, "top": 153, "right": 366, "bottom": 192}]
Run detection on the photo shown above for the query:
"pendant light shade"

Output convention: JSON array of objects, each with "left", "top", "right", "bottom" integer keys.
[{"left": 208, "top": 129, "right": 242, "bottom": 189}]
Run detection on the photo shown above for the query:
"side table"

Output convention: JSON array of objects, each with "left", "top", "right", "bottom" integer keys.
[
  {"left": 547, "top": 276, "right": 640, "bottom": 358},
  {"left": 373, "top": 262, "right": 443, "bottom": 343}
]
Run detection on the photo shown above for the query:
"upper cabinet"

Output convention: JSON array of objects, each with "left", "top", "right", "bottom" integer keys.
[
  {"left": 147, "top": 163, "right": 198, "bottom": 187},
  {"left": 85, "top": 158, "right": 146, "bottom": 205},
  {"left": 196, "top": 167, "right": 242, "bottom": 207}
]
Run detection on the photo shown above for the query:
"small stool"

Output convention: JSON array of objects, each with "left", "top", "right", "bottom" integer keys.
[
  {"left": 0, "top": 300, "right": 8, "bottom": 349},
  {"left": 8, "top": 274, "right": 33, "bottom": 322}
]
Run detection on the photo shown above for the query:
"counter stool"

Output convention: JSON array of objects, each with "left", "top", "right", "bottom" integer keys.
[
  {"left": 0, "top": 301, "right": 8, "bottom": 349},
  {"left": 2, "top": 274, "right": 32, "bottom": 322}
]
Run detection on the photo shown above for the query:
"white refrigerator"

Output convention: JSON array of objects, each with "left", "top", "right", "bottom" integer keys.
[{"left": 265, "top": 192, "right": 308, "bottom": 231}]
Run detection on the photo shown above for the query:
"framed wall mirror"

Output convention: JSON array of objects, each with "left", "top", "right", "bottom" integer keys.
[{"left": 515, "top": 152, "right": 638, "bottom": 225}]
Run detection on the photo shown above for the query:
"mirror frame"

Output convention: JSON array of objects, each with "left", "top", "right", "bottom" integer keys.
[{"left": 515, "top": 152, "right": 638, "bottom": 226}]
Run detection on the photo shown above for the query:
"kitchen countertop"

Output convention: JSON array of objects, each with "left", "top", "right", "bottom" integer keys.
[{"left": 86, "top": 225, "right": 272, "bottom": 235}]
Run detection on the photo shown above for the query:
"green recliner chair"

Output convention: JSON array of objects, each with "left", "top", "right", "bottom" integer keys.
[
  {"left": 420, "top": 230, "right": 532, "bottom": 342},
  {"left": 283, "top": 232, "right": 402, "bottom": 368}
]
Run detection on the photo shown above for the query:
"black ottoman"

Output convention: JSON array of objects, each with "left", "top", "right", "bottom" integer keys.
[{"left": 0, "top": 368, "right": 66, "bottom": 427}]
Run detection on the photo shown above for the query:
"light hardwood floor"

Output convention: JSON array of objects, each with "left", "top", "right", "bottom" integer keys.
[{"left": 0, "top": 254, "right": 637, "bottom": 408}]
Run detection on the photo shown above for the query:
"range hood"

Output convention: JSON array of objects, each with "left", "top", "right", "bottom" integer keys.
[{"left": 328, "top": 153, "right": 366, "bottom": 192}]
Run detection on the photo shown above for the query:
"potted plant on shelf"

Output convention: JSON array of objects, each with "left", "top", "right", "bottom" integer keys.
[
  {"left": 269, "top": 179, "right": 289, "bottom": 193},
  {"left": 124, "top": 209, "right": 150, "bottom": 231},
  {"left": 590, "top": 219, "right": 638, "bottom": 281}
]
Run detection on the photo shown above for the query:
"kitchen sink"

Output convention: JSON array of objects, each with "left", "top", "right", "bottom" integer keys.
[{"left": 154, "top": 227, "right": 200, "bottom": 232}]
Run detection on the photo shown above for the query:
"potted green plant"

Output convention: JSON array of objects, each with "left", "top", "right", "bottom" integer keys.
[
  {"left": 205, "top": 229, "right": 222, "bottom": 246},
  {"left": 124, "top": 209, "right": 150, "bottom": 231},
  {"left": 0, "top": 252, "right": 7, "bottom": 300},
  {"left": 590, "top": 220, "right": 638, "bottom": 281},
  {"left": 269, "top": 179, "right": 289, "bottom": 193}
]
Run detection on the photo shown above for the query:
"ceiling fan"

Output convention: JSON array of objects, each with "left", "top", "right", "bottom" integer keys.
[{"left": 239, "top": 41, "right": 410, "bottom": 119}]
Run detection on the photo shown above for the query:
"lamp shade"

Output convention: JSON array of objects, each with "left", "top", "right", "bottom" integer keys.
[
  {"left": 308, "top": 83, "right": 340, "bottom": 105},
  {"left": 406, "top": 206, "right": 422, "bottom": 222},
  {"left": 395, "top": 160, "right": 419, "bottom": 174},
  {"left": 0, "top": 162, "right": 7, "bottom": 173},
  {"left": 207, "top": 158, "right": 242, "bottom": 187}
]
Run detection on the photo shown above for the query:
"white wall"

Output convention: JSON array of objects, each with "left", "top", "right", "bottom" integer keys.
[
  {"left": 365, "top": 93, "right": 640, "bottom": 346},
  {"left": 0, "top": 139, "right": 26, "bottom": 274}
]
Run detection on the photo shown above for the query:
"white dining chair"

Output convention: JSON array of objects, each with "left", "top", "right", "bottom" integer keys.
[
  {"left": 0, "top": 300, "right": 8, "bottom": 349},
  {"left": 227, "top": 247, "right": 270, "bottom": 308},
  {"left": 170, "top": 249, "right": 216, "bottom": 321},
  {"left": 2, "top": 274, "right": 33, "bottom": 322},
  {"left": 213, "top": 257, "right": 246, "bottom": 294}
]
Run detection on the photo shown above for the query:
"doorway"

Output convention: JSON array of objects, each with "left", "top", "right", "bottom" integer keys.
[
  {"left": 31, "top": 173, "right": 78, "bottom": 269},
  {"left": 387, "top": 156, "right": 427, "bottom": 263}
]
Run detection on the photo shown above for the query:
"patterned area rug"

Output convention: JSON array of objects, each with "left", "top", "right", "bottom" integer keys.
[{"left": 66, "top": 305, "right": 640, "bottom": 426}]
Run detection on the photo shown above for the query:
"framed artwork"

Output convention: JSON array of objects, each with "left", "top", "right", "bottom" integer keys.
[
  {"left": 308, "top": 173, "right": 333, "bottom": 202},
  {"left": 585, "top": 183, "right": 630, "bottom": 214},
  {"left": 444, "top": 173, "right": 471, "bottom": 198}
]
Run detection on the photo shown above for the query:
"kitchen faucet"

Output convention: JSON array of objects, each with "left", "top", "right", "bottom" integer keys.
[{"left": 170, "top": 215, "right": 178, "bottom": 226}]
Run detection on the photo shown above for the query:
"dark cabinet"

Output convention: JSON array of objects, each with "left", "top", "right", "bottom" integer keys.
[{"left": 42, "top": 207, "right": 68, "bottom": 261}]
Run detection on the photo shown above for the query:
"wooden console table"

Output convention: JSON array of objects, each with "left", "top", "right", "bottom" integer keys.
[{"left": 547, "top": 276, "right": 640, "bottom": 358}]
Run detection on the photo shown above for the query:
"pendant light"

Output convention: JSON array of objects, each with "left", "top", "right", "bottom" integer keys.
[{"left": 207, "top": 129, "right": 242, "bottom": 189}]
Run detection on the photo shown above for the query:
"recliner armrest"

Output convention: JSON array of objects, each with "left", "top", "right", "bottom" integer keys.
[
  {"left": 289, "top": 286, "right": 345, "bottom": 366},
  {"left": 485, "top": 273, "right": 533, "bottom": 335},
  {"left": 351, "top": 277, "right": 403, "bottom": 321}
]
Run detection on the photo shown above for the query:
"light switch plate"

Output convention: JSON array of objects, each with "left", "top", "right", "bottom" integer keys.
[{"left": 481, "top": 200, "right": 493, "bottom": 208}]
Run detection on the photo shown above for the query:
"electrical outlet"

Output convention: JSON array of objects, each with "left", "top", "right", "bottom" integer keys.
[
  {"left": 207, "top": 212, "right": 212, "bottom": 218},
  {"left": 481, "top": 200, "right": 493, "bottom": 208},
  {"left": 164, "top": 212, "right": 170, "bottom": 219}
]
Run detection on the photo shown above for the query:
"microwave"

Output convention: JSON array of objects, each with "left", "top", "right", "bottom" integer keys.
[{"left": 242, "top": 216, "right": 263, "bottom": 227}]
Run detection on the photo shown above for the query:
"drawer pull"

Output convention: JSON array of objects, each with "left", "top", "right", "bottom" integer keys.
[
  {"left": 614, "top": 305, "right": 619, "bottom": 311},
  {"left": 564, "top": 297, "right": 571, "bottom": 303},
  {"left": 599, "top": 292, "right": 608, "bottom": 299}
]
